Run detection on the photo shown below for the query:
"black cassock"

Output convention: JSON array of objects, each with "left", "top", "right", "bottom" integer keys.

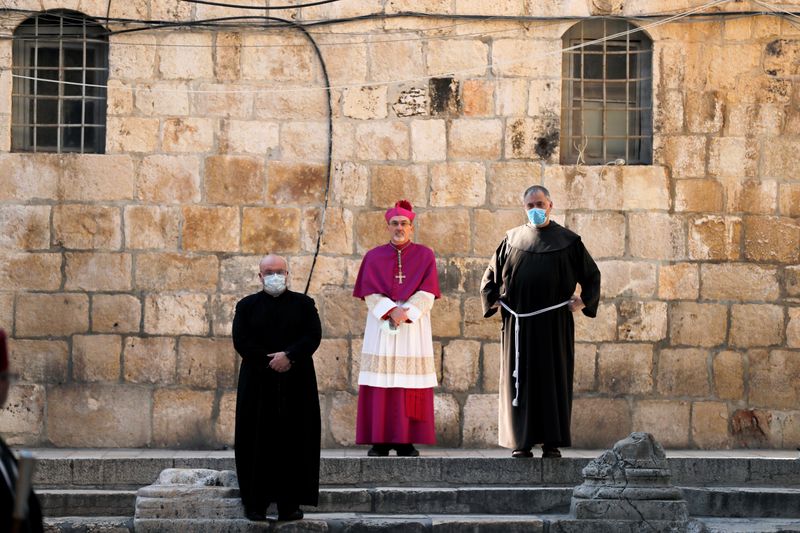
[
  {"left": 232, "top": 289, "right": 322, "bottom": 513},
  {"left": 481, "top": 222, "right": 600, "bottom": 449},
  {"left": 0, "top": 437, "right": 43, "bottom": 533}
]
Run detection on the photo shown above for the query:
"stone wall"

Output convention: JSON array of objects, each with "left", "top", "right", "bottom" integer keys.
[{"left": 0, "top": 0, "right": 798, "bottom": 449}]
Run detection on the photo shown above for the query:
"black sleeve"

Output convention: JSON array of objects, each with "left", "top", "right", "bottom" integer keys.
[
  {"left": 574, "top": 239, "right": 601, "bottom": 318},
  {"left": 480, "top": 238, "right": 507, "bottom": 318},
  {"left": 232, "top": 298, "right": 261, "bottom": 360},
  {"left": 285, "top": 296, "right": 322, "bottom": 362}
]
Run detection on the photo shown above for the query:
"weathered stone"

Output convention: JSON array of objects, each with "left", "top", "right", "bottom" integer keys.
[
  {"left": 53, "top": 204, "right": 122, "bottom": 250},
  {"left": 629, "top": 213, "right": 685, "bottom": 260},
  {"left": 215, "top": 391, "right": 237, "bottom": 446},
  {"left": 657, "top": 263, "right": 699, "bottom": 300},
  {"left": 448, "top": 119, "right": 502, "bottom": 160},
  {"left": 370, "top": 165, "right": 428, "bottom": 208},
  {"left": 788, "top": 308, "right": 800, "bottom": 348},
  {"left": 0, "top": 206, "right": 49, "bottom": 250},
  {"left": 442, "top": 339, "right": 480, "bottom": 392},
  {"left": 567, "top": 214, "right": 626, "bottom": 259},
  {"left": 0, "top": 154, "right": 59, "bottom": 201},
  {"left": 65, "top": 252, "right": 132, "bottom": 291},
  {"left": 0, "top": 384, "right": 45, "bottom": 441},
  {"left": 355, "top": 210, "right": 390, "bottom": 253},
  {"left": 572, "top": 399, "right": 631, "bottom": 449},
  {"left": 16, "top": 293, "right": 89, "bottom": 337},
  {"left": 713, "top": 351, "right": 745, "bottom": 400},
  {"left": 730, "top": 304, "right": 784, "bottom": 347},
  {"left": 318, "top": 288, "right": 367, "bottom": 337},
  {"left": 314, "top": 339, "right": 350, "bottom": 391},
  {"left": 481, "top": 342, "right": 501, "bottom": 393},
  {"left": 779, "top": 183, "right": 800, "bottom": 217},
  {"left": 144, "top": 294, "right": 208, "bottom": 336},
  {"left": 617, "top": 301, "right": 667, "bottom": 342},
  {"left": 355, "top": 122, "right": 410, "bottom": 160},
  {"left": 61, "top": 156, "right": 135, "bottom": 201},
  {"left": 369, "top": 38, "right": 424, "bottom": 82},
  {"left": 211, "top": 294, "right": 239, "bottom": 338},
  {"left": 242, "top": 33, "right": 316, "bottom": 82},
  {"left": 0, "top": 253, "right": 62, "bottom": 291},
  {"left": 107, "top": 79, "right": 134, "bottom": 116},
  {"left": 213, "top": 32, "right": 241, "bottom": 82},
  {"left": 557, "top": 166, "right": 624, "bottom": 210},
  {"left": 743, "top": 215, "right": 800, "bottom": 263},
  {"left": 733, "top": 179, "right": 778, "bottom": 215},
  {"left": 430, "top": 162, "right": 486, "bottom": 207},
  {"left": 657, "top": 135, "right": 706, "bottom": 178},
  {"left": 47, "top": 385, "right": 151, "bottom": 447},
  {"left": 574, "top": 303, "right": 617, "bottom": 343},
  {"left": 499, "top": 78, "right": 529, "bottom": 116},
  {"left": 157, "top": 32, "right": 213, "bottom": 79},
  {"left": 462, "top": 79, "right": 494, "bottom": 117},
  {"left": 106, "top": 116, "right": 160, "bottom": 153},
  {"left": 669, "top": 302, "right": 728, "bottom": 347},
  {"left": 123, "top": 336, "right": 177, "bottom": 385},
  {"left": 700, "top": 263, "right": 779, "bottom": 301},
  {"left": 687, "top": 215, "right": 742, "bottom": 261},
  {"left": 222, "top": 120, "right": 279, "bottom": 155},
  {"left": 109, "top": 33, "right": 157, "bottom": 79},
  {"left": 124, "top": 206, "right": 180, "bottom": 250},
  {"left": 691, "top": 401, "right": 730, "bottom": 448},
  {"left": 598, "top": 344, "right": 654, "bottom": 395},
  {"left": 749, "top": 350, "right": 800, "bottom": 409},
  {"left": 279, "top": 121, "right": 328, "bottom": 161},
  {"left": 598, "top": 260, "right": 656, "bottom": 298},
  {"left": 622, "top": 166, "right": 670, "bottom": 210},
  {"left": 342, "top": 86, "right": 388, "bottom": 119},
  {"left": 241, "top": 207, "right": 301, "bottom": 254},
  {"left": 434, "top": 393, "right": 461, "bottom": 447},
  {"left": 504, "top": 115, "right": 560, "bottom": 161},
  {"left": 731, "top": 408, "right": 772, "bottom": 448},
  {"left": 153, "top": 389, "right": 216, "bottom": 447},
  {"left": 182, "top": 206, "right": 239, "bottom": 252},
  {"left": 72, "top": 335, "right": 122, "bottom": 382},
  {"left": 462, "top": 394, "right": 498, "bottom": 447},
  {"left": 574, "top": 343, "right": 597, "bottom": 393},
  {"left": 415, "top": 210, "right": 470, "bottom": 254},
  {"left": 632, "top": 401, "right": 690, "bottom": 448},
  {"left": 492, "top": 38, "right": 556, "bottom": 77},
  {"left": 675, "top": 178, "right": 725, "bottom": 212},
  {"left": 657, "top": 348, "right": 710, "bottom": 397},
  {"left": 487, "top": 162, "right": 540, "bottom": 207},
  {"left": 571, "top": 432, "right": 689, "bottom": 522},
  {"left": 429, "top": 295, "right": 462, "bottom": 338},
  {"left": 203, "top": 156, "right": 265, "bottom": 205},
  {"left": 329, "top": 391, "right": 358, "bottom": 447},
  {"left": 136, "top": 155, "right": 201, "bottom": 204},
  {"left": 267, "top": 162, "right": 326, "bottom": 204},
  {"left": 410, "top": 119, "right": 446, "bottom": 161},
  {"left": 193, "top": 82, "right": 252, "bottom": 118},
  {"left": 473, "top": 209, "right": 524, "bottom": 256},
  {"left": 91, "top": 294, "right": 141, "bottom": 334},
  {"left": 162, "top": 118, "right": 216, "bottom": 153},
  {"left": 9, "top": 339, "right": 68, "bottom": 383},
  {"left": 135, "top": 254, "right": 218, "bottom": 292},
  {"left": 462, "top": 296, "right": 498, "bottom": 340},
  {"left": 177, "top": 337, "right": 236, "bottom": 389},
  {"left": 134, "top": 82, "right": 190, "bottom": 116},
  {"left": 787, "top": 266, "right": 800, "bottom": 298}
]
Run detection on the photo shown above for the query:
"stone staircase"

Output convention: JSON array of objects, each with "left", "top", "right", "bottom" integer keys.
[{"left": 27, "top": 448, "right": 800, "bottom": 532}]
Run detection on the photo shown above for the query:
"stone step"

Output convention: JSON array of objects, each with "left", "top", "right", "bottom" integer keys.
[
  {"left": 39, "top": 485, "right": 800, "bottom": 520},
  {"left": 43, "top": 515, "right": 133, "bottom": 533},
  {"left": 31, "top": 453, "right": 800, "bottom": 489}
]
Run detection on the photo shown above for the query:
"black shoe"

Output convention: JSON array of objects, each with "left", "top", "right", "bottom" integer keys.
[
  {"left": 394, "top": 444, "right": 419, "bottom": 457},
  {"left": 367, "top": 444, "right": 390, "bottom": 457},
  {"left": 245, "top": 510, "right": 267, "bottom": 521},
  {"left": 277, "top": 509, "right": 304, "bottom": 521},
  {"left": 542, "top": 446, "right": 561, "bottom": 458},
  {"left": 511, "top": 448, "right": 533, "bottom": 458}
]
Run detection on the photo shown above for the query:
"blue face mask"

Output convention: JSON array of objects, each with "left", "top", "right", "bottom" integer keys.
[{"left": 527, "top": 208, "right": 547, "bottom": 226}]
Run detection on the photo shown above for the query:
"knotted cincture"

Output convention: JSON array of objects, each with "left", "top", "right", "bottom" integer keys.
[{"left": 499, "top": 299, "right": 572, "bottom": 407}]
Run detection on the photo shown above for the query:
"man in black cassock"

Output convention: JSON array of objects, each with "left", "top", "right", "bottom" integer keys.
[
  {"left": 481, "top": 185, "right": 601, "bottom": 459},
  {"left": 0, "top": 329, "right": 44, "bottom": 533},
  {"left": 232, "top": 254, "right": 322, "bottom": 522}
]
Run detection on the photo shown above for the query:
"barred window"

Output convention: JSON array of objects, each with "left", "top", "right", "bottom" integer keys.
[
  {"left": 12, "top": 10, "right": 108, "bottom": 153},
  {"left": 561, "top": 19, "right": 652, "bottom": 165}
]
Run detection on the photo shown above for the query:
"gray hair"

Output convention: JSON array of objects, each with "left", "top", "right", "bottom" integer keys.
[{"left": 522, "top": 185, "right": 551, "bottom": 201}]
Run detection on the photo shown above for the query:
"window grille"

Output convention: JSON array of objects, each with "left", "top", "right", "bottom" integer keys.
[
  {"left": 561, "top": 19, "right": 652, "bottom": 165},
  {"left": 12, "top": 10, "right": 108, "bottom": 154}
]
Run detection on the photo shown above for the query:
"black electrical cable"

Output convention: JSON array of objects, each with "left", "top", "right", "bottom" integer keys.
[{"left": 182, "top": 0, "right": 346, "bottom": 10}]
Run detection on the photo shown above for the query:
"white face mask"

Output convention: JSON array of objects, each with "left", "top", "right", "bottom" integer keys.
[{"left": 262, "top": 274, "right": 287, "bottom": 296}]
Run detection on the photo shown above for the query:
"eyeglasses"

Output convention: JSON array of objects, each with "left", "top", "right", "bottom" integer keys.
[
  {"left": 261, "top": 270, "right": 287, "bottom": 276},
  {"left": 0, "top": 372, "right": 20, "bottom": 383},
  {"left": 389, "top": 220, "right": 411, "bottom": 228}
]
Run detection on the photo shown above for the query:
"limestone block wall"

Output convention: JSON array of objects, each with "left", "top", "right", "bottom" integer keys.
[{"left": 0, "top": 0, "right": 798, "bottom": 449}]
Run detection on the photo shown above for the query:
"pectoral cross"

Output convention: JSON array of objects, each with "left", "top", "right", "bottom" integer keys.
[
  {"left": 395, "top": 270, "right": 405, "bottom": 284},
  {"left": 393, "top": 247, "right": 404, "bottom": 284}
]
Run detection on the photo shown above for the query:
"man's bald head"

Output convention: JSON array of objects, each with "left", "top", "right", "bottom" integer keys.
[{"left": 259, "top": 254, "right": 288, "bottom": 276}]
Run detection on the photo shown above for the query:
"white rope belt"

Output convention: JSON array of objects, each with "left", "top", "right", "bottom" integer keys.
[{"left": 499, "top": 299, "right": 572, "bottom": 408}]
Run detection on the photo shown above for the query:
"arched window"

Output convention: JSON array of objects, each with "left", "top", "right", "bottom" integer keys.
[
  {"left": 561, "top": 19, "right": 652, "bottom": 165},
  {"left": 12, "top": 10, "right": 108, "bottom": 153}
]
